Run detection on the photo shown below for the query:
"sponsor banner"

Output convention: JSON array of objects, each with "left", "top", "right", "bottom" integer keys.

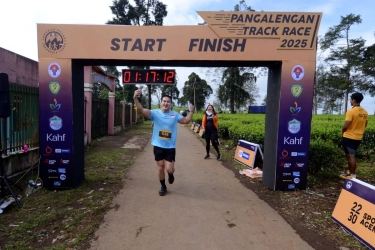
[
  {"left": 234, "top": 140, "right": 263, "bottom": 169},
  {"left": 39, "top": 58, "right": 73, "bottom": 188},
  {"left": 332, "top": 179, "right": 375, "bottom": 249},
  {"left": 275, "top": 60, "right": 315, "bottom": 190}
]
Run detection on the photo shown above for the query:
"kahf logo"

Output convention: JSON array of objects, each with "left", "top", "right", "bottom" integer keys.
[
  {"left": 346, "top": 181, "right": 353, "bottom": 189},
  {"left": 288, "top": 119, "right": 301, "bottom": 134},
  {"left": 291, "top": 84, "right": 303, "bottom": 98},
  {"left": 291, "top": 65, "right": 305, "bottom": 81},
  {"left": 48, "top": 62, "right": 61, "bottom": 78},
  {"left": 43, "top": 29, "right": 66, "bottom": 54},
  {"left": 49, "top": 116, "right": 62, "bottom": 130}
]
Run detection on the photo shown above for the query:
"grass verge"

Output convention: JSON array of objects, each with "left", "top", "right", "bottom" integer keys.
[{"left": 0, "top": 121, "right": 153, "bottom": 250}]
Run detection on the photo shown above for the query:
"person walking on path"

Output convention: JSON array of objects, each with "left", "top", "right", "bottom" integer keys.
[
  {"left": 340, "top": 92, "right": 368, "bottom": 179},
  {"left": 201, "top": 104, "right": 221, "bottom": 160},
  {"left": 133, "top": 89, "right": 194, "bottom": 196}
]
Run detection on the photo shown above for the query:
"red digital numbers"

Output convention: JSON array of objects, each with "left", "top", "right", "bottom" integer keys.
[
  {"left": 151, "top": 71, "right": 157, "bottom": 82},
  {"left": 164, "top": 71, "right": 175, "bottom": 83},
  {"left": 123, "top": 71, "right": 131, "bottom": 83},
  {"left": 122, "top": 69, "right": 175, "bottom": 84}
]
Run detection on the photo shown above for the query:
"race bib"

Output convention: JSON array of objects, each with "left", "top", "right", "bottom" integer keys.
[{"left": 159, "top": 130, "right": 172, "bottom": 140}]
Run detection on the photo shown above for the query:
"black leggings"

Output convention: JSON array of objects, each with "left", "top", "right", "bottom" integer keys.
[{"left": 205, "top": 129, "right": 220, "bottom": 155}]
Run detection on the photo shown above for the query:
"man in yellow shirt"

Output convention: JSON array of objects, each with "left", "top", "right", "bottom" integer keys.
[{"left": 340, "top": 92, "right": 368, "bottom": 179}]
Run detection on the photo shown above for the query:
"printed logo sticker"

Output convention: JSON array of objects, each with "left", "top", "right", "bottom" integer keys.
[
  {"left": 291, "top": 84, "right": 303, "bottom": 98},
  {"left": 290, "top": 102, "right": 301, "bottom": 113},
  {"left": 60, "top": 174, "right": 66, "bottom": 181},
  {"left": 45, "top": 146, "right": 53, "bottom": 154},
  {"left": 49, "top": 82, "right": 61, "bottom": 95},
  {"left": 50, "top": 98, "right": 61, "bottom": 110},
  {"left": 281, "top": 149, "right": 289, "bottom": 158},
  {"left": 288, "top": 119, "right": 301, "bottom": 134},
  {"left": 58, "top": 168, "right": 66, "bottom": 174},
  {"left": 49, "top": 116, "right": 62, "bottom": 131},
  {"left": 293, "top": 171, "right": 301, "bottom": 177},
  {"left": 42, "top": 29, "right": 66, "bottom": 54},
  {"left": 295, "top": 162, "right": 305, "bottom": 168},
  {"left": 48, "top": 62, "right": 61, "bottom": 78},
  {"left": 346, "top": 181, "right": 353, "bottom": 190},
  {"left": 291, "top": 65, "right": 305, "bottom": 81}
]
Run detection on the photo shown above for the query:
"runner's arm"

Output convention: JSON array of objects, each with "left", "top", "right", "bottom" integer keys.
[
  {"left": 179, "top": 104, "right": 194, "bottom": 124},
  {"left": 133, "top": 89, "right": 151, "bottom": 119}
]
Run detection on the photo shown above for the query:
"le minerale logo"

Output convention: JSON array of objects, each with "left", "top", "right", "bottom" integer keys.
[{"left": 49, "top": 116, "right": 62, "bottom": 131}]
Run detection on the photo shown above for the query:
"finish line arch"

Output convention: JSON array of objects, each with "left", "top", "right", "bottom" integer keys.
[{"left": 37, "top": 11, "right": 322, "bottom": 191}]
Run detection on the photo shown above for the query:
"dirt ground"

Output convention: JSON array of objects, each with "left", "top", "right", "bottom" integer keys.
[
  {"left": 88, "top": 126, "right": 369, "bottom": 249},
  {"left": 0, "top": 123, "right": 368, "bottom": 250}
]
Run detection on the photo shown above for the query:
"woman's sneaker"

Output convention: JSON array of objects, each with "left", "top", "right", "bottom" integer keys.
[
  {"left": 204, "top": 155, "right": 210, "bottom": 159},
  {"left": 339, "top": 173, "right": 356, "bottom": 180},
  {"left": 217, "top": 154, "right": 221, "bottom": 161}
]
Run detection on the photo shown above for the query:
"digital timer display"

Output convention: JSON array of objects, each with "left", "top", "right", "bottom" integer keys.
[{"left": 122, "top": 69, "right": 176, "bottom": 84}]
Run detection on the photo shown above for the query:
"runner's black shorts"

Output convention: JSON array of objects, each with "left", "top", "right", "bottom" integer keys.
[
  {"left": 342, "top": 137, "right": 361, "bottom": 155},
  {"left": 153, "top": 146, "right": 176, "bottom": 162}
]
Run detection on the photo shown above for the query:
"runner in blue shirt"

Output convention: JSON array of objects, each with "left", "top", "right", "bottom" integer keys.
[{"left": 133, "top": 89, "right": 194, "bottom": 196}]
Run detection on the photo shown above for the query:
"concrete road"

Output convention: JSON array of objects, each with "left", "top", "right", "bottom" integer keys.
[{"left": 89, "top": 126, "right": 313, "bottom": 250}]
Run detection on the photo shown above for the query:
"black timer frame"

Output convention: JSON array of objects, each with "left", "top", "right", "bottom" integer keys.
[{"left": 122, "top": 69, "right": 176, "bottom": 84}]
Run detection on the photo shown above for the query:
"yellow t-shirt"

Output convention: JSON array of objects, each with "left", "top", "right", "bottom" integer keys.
[{"left": 343, "top": 106, "right": 368, "bottom": 140}]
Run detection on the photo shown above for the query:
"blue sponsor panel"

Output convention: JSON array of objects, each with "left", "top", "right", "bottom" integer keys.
[
  {"left": 234, "top": 140, "right": 263, "bottom": 169},
  {"left": 39, "top": 59, "right": 76, "bottom": 189},
  {"left": 275, "top": 63, "right": 313, "bottom": 191}
]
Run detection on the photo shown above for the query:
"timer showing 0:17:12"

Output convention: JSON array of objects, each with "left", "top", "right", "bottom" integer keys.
[{"left": 122, "top": 69, "right": 176, "bottom": 84}]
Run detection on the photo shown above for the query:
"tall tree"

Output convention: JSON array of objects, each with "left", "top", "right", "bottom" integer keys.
[
  {"left": 161, "top": 84, "right": 180, "bottom": 103},
  {"left": 362, "top": 43, "right": 375, "bottom": 79},
  {"left": 181, "top": 73, "right": 213, "bottom": 111},
  {"left": 216, "top": 67, "right": 256, "bottom": 113},
  {"left": 261, "top": 95, "right": 267, "bottom": 106},
  {"left": 320, "top": 14, "right": 367, "bottom": 113},
  {"left": 234, "top": 0, "right": 255, "bottom": 11},
  {"left": 107, "top": 0, "right": 168, "bottom": 108}
]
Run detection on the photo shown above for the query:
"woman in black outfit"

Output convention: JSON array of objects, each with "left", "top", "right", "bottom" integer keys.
[{"left": 201, "top": 104, "right": 221, "bottom": 160}]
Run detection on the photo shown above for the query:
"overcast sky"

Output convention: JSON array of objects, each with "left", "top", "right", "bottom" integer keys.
[{"left": 1, "top": 0, "right": 374, "bottom": 112}]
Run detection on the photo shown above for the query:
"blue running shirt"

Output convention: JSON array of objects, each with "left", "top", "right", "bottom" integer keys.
[{"left": 150, "top": 110, "right": 183, "bottom": 148}]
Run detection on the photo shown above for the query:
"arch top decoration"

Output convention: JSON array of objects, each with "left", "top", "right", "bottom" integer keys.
[{"left": 37, "top": 11, "right": 322, "bottom": 191}]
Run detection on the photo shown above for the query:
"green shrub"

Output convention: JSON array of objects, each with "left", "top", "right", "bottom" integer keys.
[{"left": 308, "top": 139, "right": 346, "bottom": 177}]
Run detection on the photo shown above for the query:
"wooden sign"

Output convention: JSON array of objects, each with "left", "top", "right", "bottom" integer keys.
[
  {"left": 234, "top": 140, "right": 263, "bottom": 169},
  {"left": 332, "top": 179, "right": 375, "bottom": 249}
]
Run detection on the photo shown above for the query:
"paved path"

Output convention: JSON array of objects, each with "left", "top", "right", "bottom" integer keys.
[{"left": 89, "top": 126, "right": 313, "bottom": 250}]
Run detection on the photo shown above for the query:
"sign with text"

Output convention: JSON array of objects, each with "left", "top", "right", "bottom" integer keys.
[
  {"left": 36, "top": 10, "right": 321, "bottom": 191},
  {"left": 234, "top": 140, "right": 263, "bottom": 169},
  {"left": 332, "top": 179, "right": 375, "bottom": 249}
]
